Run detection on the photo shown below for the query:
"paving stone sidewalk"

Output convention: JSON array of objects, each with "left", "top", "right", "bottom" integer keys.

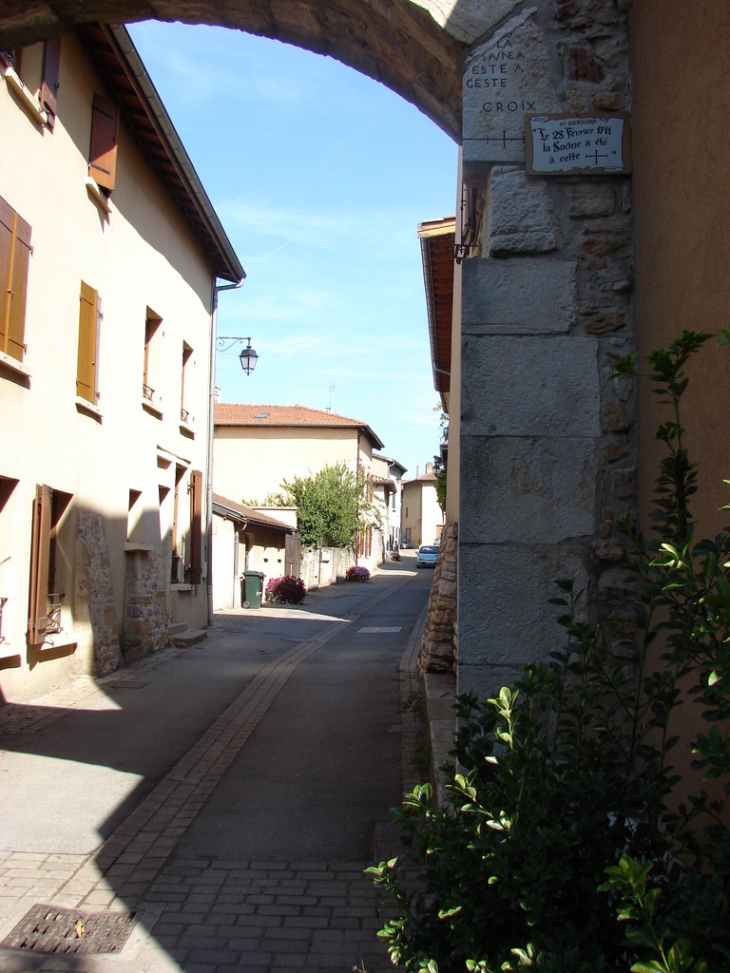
[{"left": 0, "top": 574, "right": 427, "bottom": 973}]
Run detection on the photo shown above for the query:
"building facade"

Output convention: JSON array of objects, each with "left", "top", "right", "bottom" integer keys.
[
  {"left": 0, "top": 26, "right": 243, "bottom": 699},
  {"left": 401, "top": 464, "right": 444, "bottom": 549}
]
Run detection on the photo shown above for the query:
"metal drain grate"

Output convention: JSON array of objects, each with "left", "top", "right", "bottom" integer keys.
[{"left": 1, "top": 904, "right": 137, "bottom": 954}]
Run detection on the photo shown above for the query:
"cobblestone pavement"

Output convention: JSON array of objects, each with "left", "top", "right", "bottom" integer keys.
[{"left": 0, "top": 566, "right": 427, "bottom": 973}]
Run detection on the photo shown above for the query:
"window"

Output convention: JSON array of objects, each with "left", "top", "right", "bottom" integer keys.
[
  {"left": 76, "top": 281, "right": 100, "bottom": 404},
  {"left": 142, "top": 309, "right": 162, "bottom": 413},
  {"left": 0, "top": 194, "right": 32, "bottom": 363},
  {"left": 171, "top": 467, "right": 203, "bottom": 585},
  {"left": 3, "top": 40, "right": 60, "bottom": 126},
  {"left": 28, "top": 485, "right": 72, "bottom": 645},
  {"left": 180, "top": 342, "right": 193, "bottom": 425},
  {"left": 189, "top": 469, "right": 203, "bottom": 585},
  {"left": 88, "top": 93, "right": 119, "bottom": 193}
]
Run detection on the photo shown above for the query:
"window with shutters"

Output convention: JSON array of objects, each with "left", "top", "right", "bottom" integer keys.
[
  {"left": 142, "top": 309, "right": 163, "bottom": 415},
  {"left": 28, "top": 485, "right": 72, "bottom": 645},
  {"left": 180, "top": 342, "right": 193, "bottom": 429},
  {"left": 189, "top": 469, "right": 203, "bottom": 585},
  {"left": 0, "top": 195, "right": 32, "bottom": 366},
  {"left": 88, "top": 93, "right": 119, "bottom": 194},
  {"left": 76, "top": 281, "right": 101, "bottom": 405},
  {"left": 2, "top": 39, "right": 60, "bottom": 127},
  {"left": 171, "top": 468, "right": 203, "bottom": 586}
]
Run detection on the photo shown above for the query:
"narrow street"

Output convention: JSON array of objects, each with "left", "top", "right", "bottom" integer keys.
[{"left": 0, "top": 555, "right": 432, "bottom": 973}]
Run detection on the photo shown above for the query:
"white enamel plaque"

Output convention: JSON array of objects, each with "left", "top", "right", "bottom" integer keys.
[{"left": 525, "top": 113, "right": 631, "bottom": 175}]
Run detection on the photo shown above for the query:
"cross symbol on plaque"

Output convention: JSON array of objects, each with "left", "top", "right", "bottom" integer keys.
[
  {"left": 588, "top": 150, "right": 608, "bottom": 165},
  {"left": 485, "top": 130, "right": 526, "bottom": 148}
]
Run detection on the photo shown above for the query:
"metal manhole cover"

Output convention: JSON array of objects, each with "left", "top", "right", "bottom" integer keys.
[{"left": 1, "top": 904, "right": 137, "bottom": 954}]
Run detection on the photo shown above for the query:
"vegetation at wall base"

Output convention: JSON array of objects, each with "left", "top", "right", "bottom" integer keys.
[
  {"left": 368, "top": 331, "right": 730, "bottom": 973},
  {"left": 265, "top": 575, "right": 306, "bottom": 605}
]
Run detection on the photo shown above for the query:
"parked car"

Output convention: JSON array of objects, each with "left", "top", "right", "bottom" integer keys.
[{"left": 416, "top": 545, "right": 439, "bottom": 568}]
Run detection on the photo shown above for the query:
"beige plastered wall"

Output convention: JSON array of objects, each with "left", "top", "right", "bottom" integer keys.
[
  {"left": 630, "top": 0, "right": 730, "bottom": 798},
  {"left": 213, "top": 425, "right": 374, "bottom": 503},
  {"left": 402, "top": 480, "right": 444, "bottom": 547},
  {"left": 0, "top": 36, "right": 215, "bottom": 699}
]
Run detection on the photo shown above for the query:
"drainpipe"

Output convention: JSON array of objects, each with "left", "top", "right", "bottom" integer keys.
[{"left": 206, "top": 279, "right": 244, "bottom": 626}]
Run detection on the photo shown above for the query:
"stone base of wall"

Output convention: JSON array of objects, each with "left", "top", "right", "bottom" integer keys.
[
  {"left": 123, "top": 549, "right": 168, "bottom": 662},
  {"left": 418, "top": 523, "right": 458, "bottom": 674},
  {"left": 74, "top": 509, "right": 122, "bottom": 676}
]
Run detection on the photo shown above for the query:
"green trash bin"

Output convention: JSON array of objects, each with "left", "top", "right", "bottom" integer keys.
[{"left": 243, "top": 570, "right": 265, "bottom": 609}]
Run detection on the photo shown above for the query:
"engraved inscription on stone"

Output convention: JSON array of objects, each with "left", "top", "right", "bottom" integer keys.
[
  {"left": 527, "top": 115, "right": 630, "bottom": 174},
  {"left": 463, "top": 8, "right": 561, "bottom": 165}
]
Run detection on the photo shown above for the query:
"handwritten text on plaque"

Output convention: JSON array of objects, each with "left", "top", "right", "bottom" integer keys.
[{"left": 525, "top": 114, "right": 631, "bottom": 175}]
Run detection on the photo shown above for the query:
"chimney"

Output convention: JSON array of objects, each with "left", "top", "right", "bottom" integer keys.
[
  {"left": 416, "top": 465, "right": 420, "bottom": 478},
  {"left": 425, "top": 462, "right": 433, "bottom": 475}
]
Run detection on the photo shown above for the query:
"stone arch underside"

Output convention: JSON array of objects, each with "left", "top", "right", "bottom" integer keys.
[{"left": 0, "top": 0, "right": 468, "bottom": 139}]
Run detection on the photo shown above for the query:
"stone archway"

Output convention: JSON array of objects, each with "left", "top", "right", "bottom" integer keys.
[
  {"left": 1, "top": 0, "right": 475, "bottom": 138},
  {"left": 0, "top": 0, "right": 636, "bottom": 697}
]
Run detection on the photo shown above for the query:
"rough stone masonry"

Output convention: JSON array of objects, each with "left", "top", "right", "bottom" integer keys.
[{"left": 457, "top": 0, "right": 635, "bottom": 697}]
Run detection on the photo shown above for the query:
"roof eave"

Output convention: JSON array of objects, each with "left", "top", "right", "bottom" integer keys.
[{"left": 79, "top": 23, "right": 245, "bottom": 284}]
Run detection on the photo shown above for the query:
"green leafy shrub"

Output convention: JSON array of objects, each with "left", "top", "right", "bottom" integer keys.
[{"left": 368, "top": 331, "right": 730, "bottom": 973}]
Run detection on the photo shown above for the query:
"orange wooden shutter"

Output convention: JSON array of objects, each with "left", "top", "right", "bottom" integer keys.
[
  {"left": 88, "top": 94, "right": 119, "bottom": 191},
  {"left": 76, "top": 281, "right": 97, "bottom": 402},
  {"left": 190, "top": 470, "right": 203, "bottom": 585},
  {"left": 28, "top": 485, "right": 52, "bottom": 645},
  {"left": 0, "top": 195, "right": 32, "bottom": 362},
  {"left": 41, "top": 38, "right": 61, "bottom": 117}
]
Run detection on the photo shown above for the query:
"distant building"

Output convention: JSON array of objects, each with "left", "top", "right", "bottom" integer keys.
[
  {"left": 0, "top": 26, "right": 243, "bottom": 699},
  {"left": 401, "top": 464, "right": 444, "bottom": 548},
  {"left": 372, "top": 455, "right": 407, "bottom": 553},
  {"left": 211, "top": 495, "right": 299, "bottom": 610},
  {"left": 213, "top": 403, "right": 386, "bottom": 569}
]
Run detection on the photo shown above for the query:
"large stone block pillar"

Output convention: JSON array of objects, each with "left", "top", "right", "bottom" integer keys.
[{"left": 457, "top": 1, "right": 635, "bottom": 696}]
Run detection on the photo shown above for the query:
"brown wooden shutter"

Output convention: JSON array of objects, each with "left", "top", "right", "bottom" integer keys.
[
  {"left": 28, "top": 484, "right": 52, "bottom": 645},
  {"left": 88, "top": 94, "right": 119, "bottom": 191},
  {"left": 76, "top": 281, "right": 97, "bottom": 402},
  {"left": 0, "top": 195, "right": 32, "bottom": 362},
  {"left": 190, "top": 470, "right": 203, "bottom": 585},
  {"left": 41, "top": 38, "right": 61, "bottom": 118}
]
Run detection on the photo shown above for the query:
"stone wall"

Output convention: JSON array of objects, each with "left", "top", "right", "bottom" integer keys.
[
  {"left": 123, "top": 549, "right": 168, "bottom": 662},
  {"left": 419, "top": 522, "right": 458, "bottom": 674},
  {"left": 73, "top": 509, "right": 123, "bottom": 676},
  {"left": 299, "top": 547, "right": 356, "bottom": 591},
  {"left": 458, "top": 0, "right": 635, "bottom": 696}
]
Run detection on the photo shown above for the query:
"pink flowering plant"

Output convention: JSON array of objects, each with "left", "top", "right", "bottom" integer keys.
[
  {"left": 346, "top": 565, "right": 370, "bottom": 582},
  {"left": 265, "top": 575, "right": 307, "bottom": 605}
]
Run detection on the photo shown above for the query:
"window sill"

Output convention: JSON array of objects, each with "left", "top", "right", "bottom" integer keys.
[
  {"left": 170, "top": 583, "right": 193, "bottom": 592},
  {"left": 3, "top": 65, "right": 49, "bottom": 127},
  {"left": 0, "top": 641, "right": 22, "bottom": 660},
  {"left": 86, "top": 177, "right": 112, "bottom": 214},
  {"left": 125, "top": 542, "right": 153, "bottom": 553},
  {"left": 0, "top": 350, "right": 31, "bottom": 377},
  {"left": 142, "top": 400, "right": 163, "bottom": 419},
  {"left": 76, "top": 396, "right": 103, "bottom": 421}
]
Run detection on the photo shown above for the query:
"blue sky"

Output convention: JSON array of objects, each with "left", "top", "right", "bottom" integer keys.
[{"left": 128, "top": 21, "right": 457, "bottom": 476}]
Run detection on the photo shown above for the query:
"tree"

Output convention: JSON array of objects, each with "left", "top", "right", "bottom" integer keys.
[{"left": 280, "top": 463, "right": 373, "bottom": 548}]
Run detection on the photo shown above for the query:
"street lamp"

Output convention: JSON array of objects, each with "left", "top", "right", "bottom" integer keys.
[{"left": 217, "top": 336, "right": 258, "bottom": 375}]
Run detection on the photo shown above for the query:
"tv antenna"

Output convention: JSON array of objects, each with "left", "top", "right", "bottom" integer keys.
[{"left": 327, "top": 382, "right": 335, "bottom": 412}]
